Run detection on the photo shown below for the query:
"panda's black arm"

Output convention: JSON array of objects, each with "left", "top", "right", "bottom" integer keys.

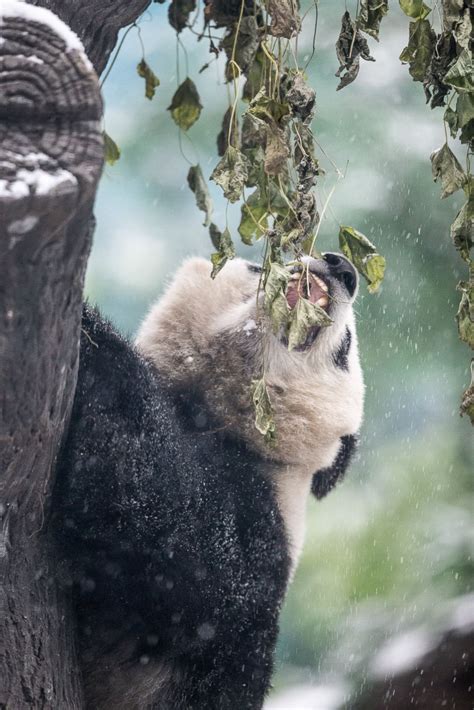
[{"left": 311, "top": 434, "right": 358, "bottom": 499}]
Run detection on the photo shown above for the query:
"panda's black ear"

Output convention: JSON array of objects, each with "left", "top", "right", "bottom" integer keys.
[{"left": 311, "top": 434, "right": 358, "bottom": 500}]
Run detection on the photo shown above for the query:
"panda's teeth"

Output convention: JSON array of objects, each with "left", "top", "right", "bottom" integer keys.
[{"left": 313, "top": 276, "right": 328, "bottom": 292}]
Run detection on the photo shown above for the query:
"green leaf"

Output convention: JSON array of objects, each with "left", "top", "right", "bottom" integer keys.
[
  {"left": 168, "top": 77, "right": 202, "bottom": 131},
  {"left": 444, "top": 106, "right": 459, "bottom": 138},
  {"left": 288, "top": 298, "right": 333, "bottom": 351},
  {"left": 430, "top": 143, "right": 466, "bottom": 198},
  {"left": 451, "top": 187, "right": 474, "bottom": 262},
  {"left": 187, "top": 164, "right": 212, "bottom": 227},
  {"left": 263, "top": 261, "right": 293, "bottom": 333},
  {"left": 211, "top": 146, "right": 249, "bottom": 203},
  {"left": 364, "top": 254, "right": 387, "bottom": 293},
  {"left": 217, "top": 106, "right": 239, "bottom": 157},
  {"left": 137, "top": 59, "right": 160, "bottom": 100},
  {"left": 103, "top": 131, "right": 121, "bottom": 165},
  {"left": 243, "top": 48, "right": 278, "bottom": 102},
  {"left": 456, "top": 279, "right": 474, "bottom": 349},
  {"left": 241, "top": 114, "right": 267, "bottom": 188},
  {"left": 239, "top": 190, "right": 268, "bottom": 244},
  {"left": 399, "top": 19, "right": 435, "bottom": 82},
  {"left": 209, "top": 222, "right": 221, "bottom": 250},
  {"left": 264, "top": 262, "right": 290, "bottom": 307},
  {"left": 247, "top": 88, "right": 291, "bottom": 125},
  {"left": 443, "top": 49, "right": 474, "bottom": 93},
  {"left": 242, "top": 146, "right": 266, "bottom": 189},
  {"left": 456, "top": 93, "right": 474, "bottom": 145},
  {"left": 339, "top": 225, "right": 386, "bottom": 293},
  {"left": 251, "top": 377, "right": 276, "bottom": 441},
  {"left": 269, "top": 291, "right": 290, "bottom": 334},
  {"left": 444, "top": 93, "right": 474, "bottom": 142},
  {"left": 209, "top": 225, "right": 236, "bottom": 278},
  {"left": 399, "top": 0, "right": 432, "bottom": 20},
  {"left": 357, "top": 0, "right": 389, "bottom": 40}
]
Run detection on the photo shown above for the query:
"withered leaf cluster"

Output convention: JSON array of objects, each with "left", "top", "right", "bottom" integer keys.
[
  {"left": 110, "top": 0, "right": 388, "bottom": 439},
  {"left": 398, "top": 0, "right": 473, "bottom": 422}
]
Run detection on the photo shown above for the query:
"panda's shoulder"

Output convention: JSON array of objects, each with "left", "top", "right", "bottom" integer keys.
[
  {"left": 80, "top": 304, "right": 139, "bottom": 375},
  {"left": 72, "top": 306, "right": 170, "bottom": 442}
]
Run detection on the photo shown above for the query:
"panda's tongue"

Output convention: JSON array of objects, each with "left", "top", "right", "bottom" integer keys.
[{"left": 286, "top": 275, "right": 328, "bottom": 310}]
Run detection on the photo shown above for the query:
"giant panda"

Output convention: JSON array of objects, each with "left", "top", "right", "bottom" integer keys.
[{"left": 53, "top": 253, "right": 364, "bottom": 710}]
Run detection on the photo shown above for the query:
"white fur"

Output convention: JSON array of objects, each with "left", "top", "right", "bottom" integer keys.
[
  {"left": 136, "top": 257, "right": 364, "bottom": 572},
  {"left": 274, "top": 464, "right": 314, "bottom": 578}
]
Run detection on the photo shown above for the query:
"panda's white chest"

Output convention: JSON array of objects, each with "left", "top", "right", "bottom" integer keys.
[{"left": 274, "top": 465, "right": 314, "bottom": 579}]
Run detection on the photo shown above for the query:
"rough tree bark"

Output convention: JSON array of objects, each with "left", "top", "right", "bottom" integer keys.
[{"left": 0, "top": 1, "right": 151, "bottom": 706}]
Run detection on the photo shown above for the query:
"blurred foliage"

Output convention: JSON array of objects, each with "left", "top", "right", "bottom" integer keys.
[
  {"left": 88, "top": 0, "right": 473, "bottom": 702},
  {"left": 277, "top": 431, "right": 473, "bottom": 692}
]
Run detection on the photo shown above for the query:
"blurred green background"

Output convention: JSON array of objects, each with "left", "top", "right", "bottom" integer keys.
[{"left": 88, "top": 1, "right": 473, "bottom": 706}]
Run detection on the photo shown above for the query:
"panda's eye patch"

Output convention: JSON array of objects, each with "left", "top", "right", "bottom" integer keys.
[
  {"left": 342, "top": 271, "right": 356, "bottom": 295},
  {"left": 332, "top": 327, "right": 351, "bottom": 371}
]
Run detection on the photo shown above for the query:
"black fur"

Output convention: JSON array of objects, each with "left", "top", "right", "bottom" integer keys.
[
  {"left": 311, "top": 434, "right": 358, "bottom": 499},
  {"left": 52, "top": 306, "right": 290, "bottom": 710},
  {"left": 332, "top": 327, "right": 352, "bottom": 371}
]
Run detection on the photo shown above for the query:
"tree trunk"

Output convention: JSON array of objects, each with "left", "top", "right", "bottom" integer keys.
[{"left": 0, "top": 1, "right": 150, "bottom": 706}]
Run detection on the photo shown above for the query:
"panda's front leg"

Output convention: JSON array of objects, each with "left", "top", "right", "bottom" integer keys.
[{"left": 311, "top": 433, "right": 359, "bottom": 499}]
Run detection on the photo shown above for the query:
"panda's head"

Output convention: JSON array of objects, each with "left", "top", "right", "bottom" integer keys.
[{"left": 136, "top": 254, "right": 364, "bottom": 474}]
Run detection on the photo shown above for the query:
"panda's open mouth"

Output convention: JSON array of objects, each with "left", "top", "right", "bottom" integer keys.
[
  {"left": 284, "top": 271, "right": 330, "bottom": 351},
  {"left": 286, "top": 271, "right": 329, "bottom": 310}
]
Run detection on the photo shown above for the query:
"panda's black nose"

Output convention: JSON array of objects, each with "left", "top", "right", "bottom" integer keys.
[{"left": 323, "top": 252, "right": 358, "bottom": 297}]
